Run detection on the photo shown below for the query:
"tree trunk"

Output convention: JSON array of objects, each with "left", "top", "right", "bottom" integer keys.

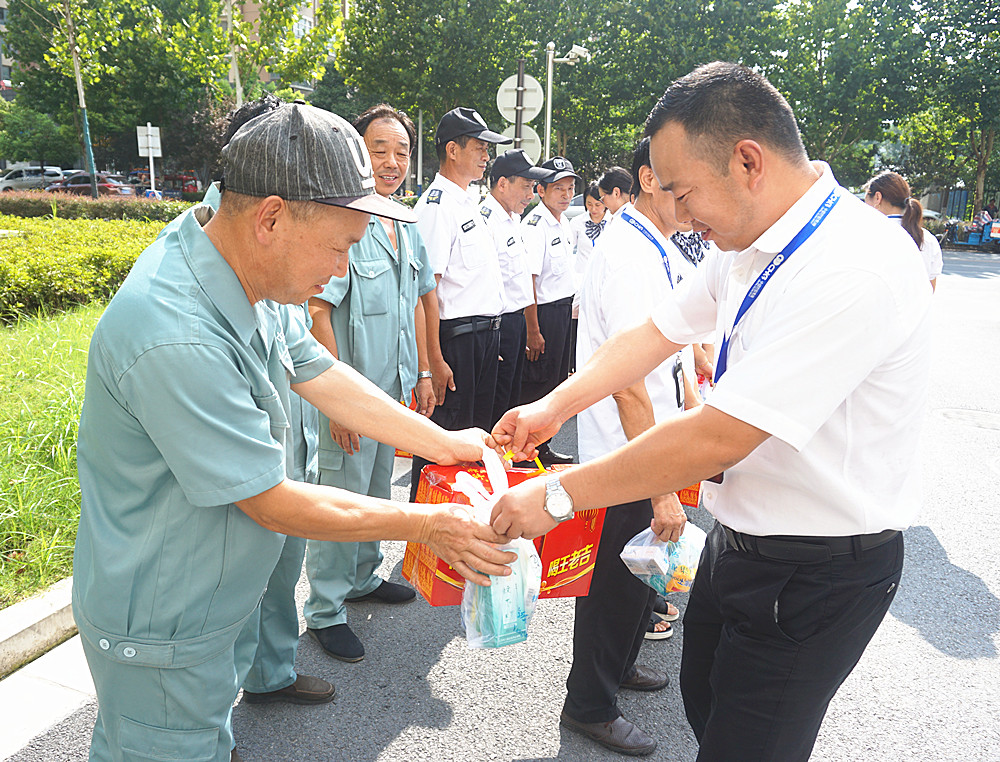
[{"left": 973, "top": 127, "right": 995, "bottom": 216}]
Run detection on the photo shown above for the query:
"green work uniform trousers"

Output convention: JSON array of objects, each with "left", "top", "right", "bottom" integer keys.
[{"left": 303, "top": 436, "right": 396, "bottom": 628}]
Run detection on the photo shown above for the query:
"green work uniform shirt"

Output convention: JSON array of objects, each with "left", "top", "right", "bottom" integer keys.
[
  {"left": 73, "top": 209, "right": 334, "bottom": 667},
  {"left": 317, "top": 217, "right": 435, "bottom": 400}
]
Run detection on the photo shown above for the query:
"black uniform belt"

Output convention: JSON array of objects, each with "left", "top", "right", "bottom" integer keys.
[
  {"left": 722, "top": 526, "right": 899, "bottom": 564},
  {"left": 440, "top": 315, "right": 502, "bottom": 343},
  {"left": 539, "top": 295, "right": 573, "bottom": 308}
]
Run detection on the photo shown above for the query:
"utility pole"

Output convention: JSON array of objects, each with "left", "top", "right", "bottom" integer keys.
[
  {"left": 226, "top": 0, "right": 243, "bottom": 107},
  {"left": 62, "top": 0, "right": 98, "bottom": 198}
]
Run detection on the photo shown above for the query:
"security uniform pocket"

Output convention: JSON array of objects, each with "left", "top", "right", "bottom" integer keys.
[
  {"left": 119, "top": 716, "right": 218, "bottom": 761},
  {"left": 352, "top": 258, "right": 392, "bottom": 315}
]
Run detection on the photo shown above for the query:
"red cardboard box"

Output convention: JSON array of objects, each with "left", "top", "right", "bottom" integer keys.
[{"left": 402, "top": 464, "right": 606, "bottom": 606}]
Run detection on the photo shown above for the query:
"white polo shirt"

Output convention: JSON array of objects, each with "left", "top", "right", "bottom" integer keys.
[
  {"left": 577, "top": 202, "right": 697, "bottom": 463},
  {"left": 521, "top": 201, "right": 577, "bottom": 305},
  {"left": 888, "top": 215, "right": 943, "bottom": 282},
  {"left": 479, "top": 192, "right": 535, "bottom": 313},
  {"left": 415, "top": 173, "right": 505, "bottom": 320},
  {"left": 651, "top": 163, "right": 932, "bottom": 537}
]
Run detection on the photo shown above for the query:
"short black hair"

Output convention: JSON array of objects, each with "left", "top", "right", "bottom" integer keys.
[
  {"left": 597, "top": 166, "right": 631, "bottom": 197},
  {"left": 222, "top": 94, "right": 285, "bottom": 147},
  {"left": 585, "top": 180, "right": 601, "bottom": 202},
  {"left": 630, "top": 138, "right": 651, "bottom": 198},
  {"left": 645, "top": 61, "right": 807, "bottom": 173},
  {"left": 353, "top": 104, "right": 416, "bottom": 153},
  {"left": 435, "top": 134, "right": 475, "bottom": 163}
]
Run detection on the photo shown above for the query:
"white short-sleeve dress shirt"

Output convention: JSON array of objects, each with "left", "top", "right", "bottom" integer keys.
[
  {"left": 651, "top": 163, "right": 932, "bottom": 537},
  {"left": 576, "top": 203, "right": 696, "bottom": 463},
  {"left": 415, "top": 173, "right": 505, "bottom": 320},
  {"left": 521, "top": 201, "right": 577, "bottom": 305},
  {"left": 887, "top": 215, "right": 943, "bottom": 282},
  {"left": 479, "top": 192, "right": 535, "bottom": 313}
]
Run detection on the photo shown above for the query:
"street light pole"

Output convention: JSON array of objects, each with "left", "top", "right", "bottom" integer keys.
[
  {"left": 544, "top": 42, "right": 555, "bottom": 161},
  {"left": 543, "top": 41, "right": 590, "bottom": 161}
]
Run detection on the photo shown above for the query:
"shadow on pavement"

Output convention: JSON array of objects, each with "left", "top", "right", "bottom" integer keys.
[{"left": 892, "top": 525, "right": 999, "bottom": 659}]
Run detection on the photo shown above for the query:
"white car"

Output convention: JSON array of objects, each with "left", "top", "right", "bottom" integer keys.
[
  {"left": 922, "top": 209, "right": 943, "bottom": 220},
  {"left": 0, "top": 166, "right": 63, "bottom": 191},
  {"left": 565, "top": 193, "right": 587, "bottom": 220}
]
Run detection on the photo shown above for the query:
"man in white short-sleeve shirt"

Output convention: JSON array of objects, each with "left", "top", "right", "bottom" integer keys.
[
  {"left": 480, "top": 149, "right": 550, "bottom": 425},
  {"left": 490, "top": 63, "right": 931, "bottom": 761},
  {"left": 519, "top": 156, "right": 581, "bottom": 465},
  {"left": 408, "top": 107, "right": 512, "bottom": 499},
  {"left": 561, "top": 136, "right": 699, "bottom": 756}
]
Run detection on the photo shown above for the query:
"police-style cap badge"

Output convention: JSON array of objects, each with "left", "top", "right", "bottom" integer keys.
[
  {"left": 539, "top": 155, "right": 581, "bottom": 183},
  {"left": 222, "top": 103, "right": 417, "bottom": 223},
  {"left": 435, "top": 107, "right": 512, "bottom": 146},
  {"left": 490, "top": 149, "right": 551, "bottom": 184}
]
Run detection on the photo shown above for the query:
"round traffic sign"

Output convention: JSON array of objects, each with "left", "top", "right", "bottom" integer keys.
[
  {"left": 500, "top": 124, "right": 542, "bottom": 165},
  {"left": 496, "top": 74, "right": 544, "bottom": 124}
]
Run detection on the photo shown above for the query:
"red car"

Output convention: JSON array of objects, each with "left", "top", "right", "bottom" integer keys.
[{"left": 45, "top": 172, "right": 136, "bottom": 196}]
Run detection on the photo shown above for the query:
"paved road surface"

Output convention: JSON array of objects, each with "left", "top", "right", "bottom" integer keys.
[{"left": 7, "top": 248, "right": 999, "bottom": 761}]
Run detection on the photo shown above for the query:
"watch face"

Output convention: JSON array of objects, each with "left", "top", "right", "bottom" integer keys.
[{"left": 545, "top": 478, "right": 574, "bottom": 521}]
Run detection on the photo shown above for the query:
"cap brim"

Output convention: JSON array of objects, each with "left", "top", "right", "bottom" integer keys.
[
  {"left": 317, "top": 194, "right": 418, "bottom": 224},
  {"left": 516, "top": 166, "right": 552, "bottom": 181},
  {"left": 546, "top": 170, "right": 581, "bottom": 183}
]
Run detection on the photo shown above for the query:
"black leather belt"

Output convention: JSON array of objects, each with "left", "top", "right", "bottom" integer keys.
[
  {"left": 722, "top": 526, "right": 899, "bottom": 564},
  {"left": 440, "top": 315, "right": 502, "bottom": 343}
]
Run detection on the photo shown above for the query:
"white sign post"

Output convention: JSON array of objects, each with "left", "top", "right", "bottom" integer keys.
[
  {"left": 136, "top": 123, "right": 162, "bottom": 195},
  {"left": 496, "top": 73, "right": 544, "bottom": 125},
  {"left": 500, "top": 124, "right": 542, "bottom": 164}
]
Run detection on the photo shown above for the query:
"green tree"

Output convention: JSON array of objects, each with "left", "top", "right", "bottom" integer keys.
[
  {"left": 763, "top": 0, "right": 926, "bottom": 183},
  {"left": 926, "top": 0, "right": 1000, "bottom": 215},
  {"left": 0, "top": 100, "right": 78, "bottom": 167},
  {"left": 228, "top": 0, "right": 340, "bottom": 90}
]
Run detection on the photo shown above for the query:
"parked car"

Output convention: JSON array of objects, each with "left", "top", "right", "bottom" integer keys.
[
  {"left": 0, "top": 166, "right": 63, "bottom": 192},
  {"left": 565, "top": 192, "right": 587, "bottom": 220},
  {"left": 922, "top": 209, "right": 943, "bottom": 220},
  {"left": 45, "top": 172, "right": 136, "bottom": 196}
]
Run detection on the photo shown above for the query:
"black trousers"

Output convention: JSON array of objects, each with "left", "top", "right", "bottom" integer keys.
[
  {"left": 409, "top": 317, "right": 499, "bottom": 501},
  {"left": 681, "top": 523, "right": 904, "bottom": 761},
  {"left": 563, "top": 499, "right": 656, "bottom": 723},
  {"left": 492, "top": 310, "right": 526, "bottom": 428},
  {"left": 519, "top": 296, "right": 573, "bottom": 405}
]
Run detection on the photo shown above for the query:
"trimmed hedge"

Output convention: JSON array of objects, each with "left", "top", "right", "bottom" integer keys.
[
  {"left": 0, "top": 191, "right": 192, "bottom": 222},
  {"left": 0, "top": 214, "right": 163, "bottom": 322}
]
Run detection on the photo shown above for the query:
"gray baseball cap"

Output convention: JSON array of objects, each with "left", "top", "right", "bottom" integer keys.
[{"left": 221, "top": 103, "right": 417, "bottom": 223}]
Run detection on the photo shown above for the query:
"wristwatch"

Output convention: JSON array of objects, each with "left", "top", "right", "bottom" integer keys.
[
  {"left": 543, "top": 476, "right": 575, "bottom": 523},
  {"left": 417, "top": 370, "right": 433, "bottom": 380}
]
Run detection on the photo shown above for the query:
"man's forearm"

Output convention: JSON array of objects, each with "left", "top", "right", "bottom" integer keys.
[
  {"left": 293, "top": 364, "right": 452, "bottom": 462},
  {"left": 548, "top": 318, "right": 683, "bottom": 427},
  {"left": 421, "top": 290, "right": 444, "bottom": 363},
  {"left": 613, "top": 381, "right": 656, "bottom": 442},
  {"left": 559, "top": 404, "right": 769, "bottom": 511},
  {"left": 239, "top": 478, "right": 432, "bottom": 542}
]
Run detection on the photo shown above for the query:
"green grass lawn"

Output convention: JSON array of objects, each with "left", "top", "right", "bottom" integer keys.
[{"left": 0, "top": 303, "right": 106, "bottom": 607}]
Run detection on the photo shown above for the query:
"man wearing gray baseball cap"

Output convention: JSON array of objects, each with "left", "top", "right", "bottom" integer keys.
[{"left": 72, "top": 103, "right": 516, "bottom": 762}]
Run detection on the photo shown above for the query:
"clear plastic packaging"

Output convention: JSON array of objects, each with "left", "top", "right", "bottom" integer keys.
[
  {"left": 460, "top": 536, "right": 542, "bottom": 649},
  {"left": 620, "top": 522, "right": 708, "bottom": 595},
  {"left": 454, "top": 450, "right": 543, "bottom": 649}
]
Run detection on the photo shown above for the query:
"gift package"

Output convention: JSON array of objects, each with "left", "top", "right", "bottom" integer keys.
[{"left": 402, "top": 463, "right": 606, "bottom": 607}]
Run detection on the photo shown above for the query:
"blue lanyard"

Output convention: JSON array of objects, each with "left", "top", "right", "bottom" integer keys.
[
  {"left": 715, "top": 188, "right": 841, "bottom": 381},
  {"left": 621, "top": 210, "right": 673, "bottom": 289}
]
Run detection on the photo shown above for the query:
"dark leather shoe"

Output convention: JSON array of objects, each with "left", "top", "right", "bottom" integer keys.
[
  {"left": 346, "top": 579, "right": 416, "bottom": 605},
  {"left": 560, "top": 711, "right": 657, "bottom": 756},
  {"left": 308, "top": 623, "right": 365, "bottom": 662},
  {"left": 231, "top": 750, "right": 241, "bottom": 762},
  {"left": 620, "top": 664, "right": 669, "bottom": 692},
  {"left": 537, "top": 443, "right": 575, "bottom": 466},
  {"left": 241, "top": 674, "right": 335, "bottom": 705}
]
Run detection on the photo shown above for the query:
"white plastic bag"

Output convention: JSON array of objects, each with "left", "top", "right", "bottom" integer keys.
[
  {"left": 454, "top": 450, "right": 543, "bottom": 649},
  {"left": 620, "top": 522, "right": 707, "bottom": 595}
]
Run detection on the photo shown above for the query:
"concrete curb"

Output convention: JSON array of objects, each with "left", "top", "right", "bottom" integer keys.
[{"left": 0, "top": 577, "right": 77, "bottom": 678}]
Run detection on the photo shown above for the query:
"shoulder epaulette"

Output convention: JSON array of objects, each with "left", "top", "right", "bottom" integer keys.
[
  {"left": 527, "top": 214, "right": 541, "bottom": 226},
  {"left": 480, "top": 206, "right": 492, "bottom": 218},
  {"left": 427, "top": 189, "right": 442, "bottom": 204}
]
